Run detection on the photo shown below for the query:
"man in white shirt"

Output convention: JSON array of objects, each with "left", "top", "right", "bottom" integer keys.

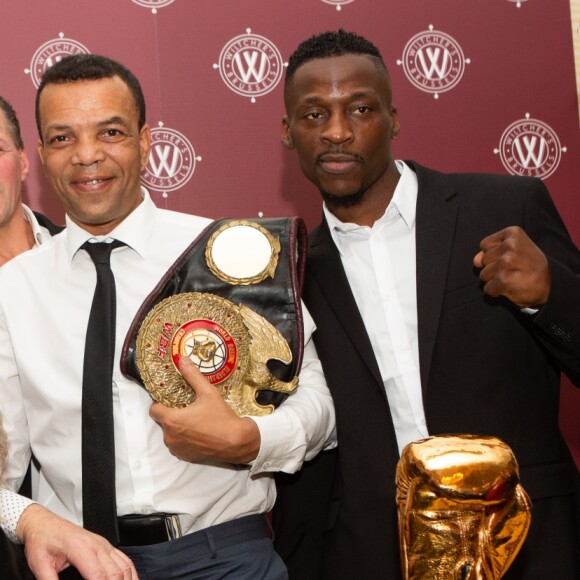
[
  {"left": 0, "top": 95, "right": 84, "bottom": 580},
  {"left": 0, "top": 54, "right": 334, "bottom": 579},
  {"left": 0, "top": 95, "right": 56, "bottom": 265},
  {"left": 272, "top": 30, "right": 580, "bottom": 580}
]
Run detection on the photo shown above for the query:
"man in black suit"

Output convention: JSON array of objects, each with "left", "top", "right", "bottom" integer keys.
[{"left": 273, "top": 30, "right": 580, "bottom": 579}]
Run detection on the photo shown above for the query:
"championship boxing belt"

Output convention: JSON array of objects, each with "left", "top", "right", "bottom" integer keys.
[
  {"left": 396, "top": 434, "right": 532, "bottom": 580},
  {"left": 120, "top": 217, "right": 307, "bottom": 416}
]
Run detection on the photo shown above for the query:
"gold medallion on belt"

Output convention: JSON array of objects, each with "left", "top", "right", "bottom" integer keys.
[{"left": 135, "top": 292, "right": 297, "bottom": 416}]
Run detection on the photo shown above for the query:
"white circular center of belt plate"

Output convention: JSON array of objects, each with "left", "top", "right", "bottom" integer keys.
[{"left": 211, "top": 224, "right": 273, "bottom": 279}]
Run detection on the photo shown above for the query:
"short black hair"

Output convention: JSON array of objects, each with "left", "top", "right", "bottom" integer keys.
[
  {"left": 0, "top": 96, "right": 24, "bottom": 150},
  {"left": 285, "top": 29, "right": 387, "bottom": 90},
  {"left": 35, "top": 53, "right": 146, "bottom": 139}
]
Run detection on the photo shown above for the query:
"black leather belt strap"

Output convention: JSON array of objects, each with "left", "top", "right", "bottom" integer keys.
[
  {"left": 117, "top": 513, "right": 270, "bottom": 548},
  {"left": 121, "top": 217, "right": 307, "bottom": 409},
  {"left": 118, "top": 513, "right": 182, "bottom": 546}
]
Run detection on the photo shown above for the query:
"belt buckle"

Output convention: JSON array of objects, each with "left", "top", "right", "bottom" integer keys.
[{"left": 164, "top": 514, "right": 183, "bottom": 540}]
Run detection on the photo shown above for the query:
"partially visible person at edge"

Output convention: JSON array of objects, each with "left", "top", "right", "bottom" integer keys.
[
  {"left": 0, "top": 95, "right": 65, "bottom": 580},
  {"left": 0, "top": 95, "right": 60, "bottom": 265},
  {"left": 0, "top": 53, "right": 335, "bottom": 579},
  {"left": 272, "top": 29, "right": 580, "bottom": 580}
]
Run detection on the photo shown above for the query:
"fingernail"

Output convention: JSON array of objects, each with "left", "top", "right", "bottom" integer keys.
[{"left": 180, "top": 356, "right": 193, "bottom": 367}]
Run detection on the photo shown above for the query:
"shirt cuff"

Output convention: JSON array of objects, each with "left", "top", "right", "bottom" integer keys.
[
  {"left": 0, "top": 488, "right": 36, "bottom": 543},
  {"left": 250, "top": 411, "right": 306, "bottom": 473}
]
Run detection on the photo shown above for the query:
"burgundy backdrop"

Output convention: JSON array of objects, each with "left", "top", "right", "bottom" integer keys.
[{"left": 2, "top": 0, "right": 578, "bottom": 463}]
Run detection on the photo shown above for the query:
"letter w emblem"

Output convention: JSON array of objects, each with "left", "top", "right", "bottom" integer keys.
[
  {"left": 234, "top": 50, "right": 268, "bottom": 82},
  {"left": 416, "top": 48, "right": 451, "bottom": 79},
  {"left": 513, "top": 136, "right": 547, "bottom": 168},
  {"left": 149, "top": 145, "right": 181, "bottom": 177}
]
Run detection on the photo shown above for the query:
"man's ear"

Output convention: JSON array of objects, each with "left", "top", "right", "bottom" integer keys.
[
  {"left": 281, "top": 117, "right": 294, "bottom": 150},
  {"left": 20, "top": 149, "right": 30, "bottom": 181},
  {"left": 36, "top": 139, "right": 46, "bottom": 168},
  {"left": 139, "top": 123, "right": 152, "bottom": 168},
  {"left": 391, "top": 105, "right": 401, "bottom": 139}
]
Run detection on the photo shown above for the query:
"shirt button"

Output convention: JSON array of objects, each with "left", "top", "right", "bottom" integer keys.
[{"left": 134, "top": 460, "right": 142, "bottom": 469}]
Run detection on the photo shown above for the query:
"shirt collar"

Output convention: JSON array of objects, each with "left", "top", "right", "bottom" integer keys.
[
  {"left": 390, "top": 160, "right": 418, "bottom": 230},
  {"left": 324, "top": 160, "right": 418, "bottom": 254},
  {"left": 21, "top": 204, "right": 50, "bottom": 247},
  {"left": 66, "top": 187, "right": 156, "bottom": 263}
]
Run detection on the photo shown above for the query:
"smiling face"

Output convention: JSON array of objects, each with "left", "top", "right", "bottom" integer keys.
[
  {"left": 282, "top": 53, "right": 401, "bottom": 224},
  {"left": 0, "top": 109, "right": 29, "bottom": 229},
  {"left": 36, "top": 76, "right": 150, "bottom": 236}
]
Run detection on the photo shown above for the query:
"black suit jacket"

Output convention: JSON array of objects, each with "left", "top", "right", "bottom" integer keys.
[
  {"left": 273, "top": 162, "right": 580, "bottom": 579},
  {"left": 33, "top": 211, "right": 64, "bottom": 236},
  {"left": 0, "top": 530, "right": 34, "bottom": 580}
]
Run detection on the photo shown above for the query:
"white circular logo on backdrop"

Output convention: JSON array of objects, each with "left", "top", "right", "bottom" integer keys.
[
  {"left": 141, "top": 123, "right": 201, "bottom": 194},
  {"left": 25, "top": 33, "right": 89, "bottom": 88},
  {"left": 321, "top": 0, "right": 355, "bottom": 10},
  {"left": 494, "top": 114, "right": 566, "bottom": 179},
  {"left": 131, "top": 0, "right": 175, "bottom": 12},
  {"left": 397, "top": 25, "right": 470, "bottom": 99},
  {"left": 213, "top": 29, "right": 285, "bottom": 103}
]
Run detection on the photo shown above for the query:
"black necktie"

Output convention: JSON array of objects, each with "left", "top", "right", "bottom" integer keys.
[{"left": 81, "top": 240, "right": 124, "bottom": 545}]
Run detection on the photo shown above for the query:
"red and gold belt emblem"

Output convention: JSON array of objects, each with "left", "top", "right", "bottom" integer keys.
[{"left": 136, "top": 292, "right": 297, "bottom": 415}]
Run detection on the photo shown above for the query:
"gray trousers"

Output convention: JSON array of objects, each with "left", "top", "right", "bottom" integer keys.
[{"left": 120, "top": 514, "right": 288, "bottom": 579}]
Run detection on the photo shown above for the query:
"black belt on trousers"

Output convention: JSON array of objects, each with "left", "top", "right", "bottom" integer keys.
[{"left": 117, "top": 513, "right": 270, "bottom": 547}]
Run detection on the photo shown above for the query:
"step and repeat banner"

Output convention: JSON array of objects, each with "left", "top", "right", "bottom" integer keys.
[
  {"left": 573, "top": 0, "right": 580, "bottom": 115},
  {"left": 1, "top": 0, "right": 579, "bottom": 461}
]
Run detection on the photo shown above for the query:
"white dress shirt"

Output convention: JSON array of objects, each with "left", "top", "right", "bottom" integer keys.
[
  {"left": 324, "top": 161, "right": 429, "bottom": 453},
  {"left": 0, "top": 205, "right": 52, "bottom": 539},
  {"left": 0, "top": 190, "right": 334, "bottom": 541}
]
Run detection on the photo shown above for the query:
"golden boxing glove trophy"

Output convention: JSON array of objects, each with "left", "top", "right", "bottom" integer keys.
[{"left": 396, "top": 434, "right": 531, "bottom": 579}]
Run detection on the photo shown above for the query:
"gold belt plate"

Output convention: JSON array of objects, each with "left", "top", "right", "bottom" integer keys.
[{"left": 135, "top": 292, "right": 297, "bottom": 416}]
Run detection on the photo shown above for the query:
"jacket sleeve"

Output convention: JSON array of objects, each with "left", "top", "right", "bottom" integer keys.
[{"left": 520, "top": 179, "right": 580, "bottom": 385}]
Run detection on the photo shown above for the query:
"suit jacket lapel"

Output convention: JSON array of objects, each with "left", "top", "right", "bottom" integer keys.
[
  {"left": 308, "top": 220, "right": 384, "bottom": 392},
  {"left": 409, "top": 162, "right": 458, "bottom": 396}
]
